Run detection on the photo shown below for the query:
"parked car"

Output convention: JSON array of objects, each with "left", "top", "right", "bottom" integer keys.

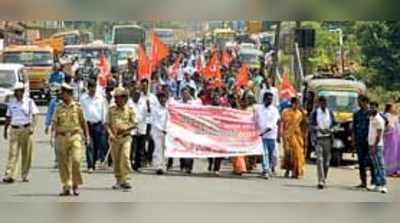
[{"left": 0, "top": 63, "right": 29, "bottom": 117}]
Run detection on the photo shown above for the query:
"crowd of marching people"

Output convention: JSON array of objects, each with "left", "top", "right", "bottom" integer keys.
[{"left": 2, "top": 37, "right": 400, "bottom": 196}]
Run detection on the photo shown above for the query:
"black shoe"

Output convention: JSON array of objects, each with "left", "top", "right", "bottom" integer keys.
[
  {"left": 156, "top": 169, "right": 164, "bottom": 175},
  {"left": 120, "top": 183, "right": 132, "bottom": 190},
  {"left": 186, "top": 169, "right": 192, "bottom": 175},
  {"left": 317, "top": 184, "right": 324, "bottom": 190},
  {"left": 355, "top": 184, "right": 367, "bottom": 189},
  {"left": 2, "top": 177, "right": 15, "bottom": 184},
  {"left": 72, "top": 186, "right": 80, "bottom": 196},
  {"left": 59, "top": 190, "right": 71, "bottom": 196},
  {"left": 132, "top": 166, "right": 141, "bottom": 173}
]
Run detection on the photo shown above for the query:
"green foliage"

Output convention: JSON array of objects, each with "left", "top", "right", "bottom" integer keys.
[
  {"left": 367, "top": 87, "right": 400, "bottom": 105},
  {"left": 355, "top": 21, "right": 400, "bottom": 90}
]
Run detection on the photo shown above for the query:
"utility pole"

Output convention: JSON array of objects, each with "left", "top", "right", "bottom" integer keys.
[
  {"left": 293, "top": 21, "right": 302, "bottom": 90},
  {"left": 271, "top": 21, "right": 281, "bottom": 83}
]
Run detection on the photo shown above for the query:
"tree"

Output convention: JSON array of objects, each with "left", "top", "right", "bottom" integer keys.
[{"left": 356, "top": 21, "right": 400, "bottom": 90}]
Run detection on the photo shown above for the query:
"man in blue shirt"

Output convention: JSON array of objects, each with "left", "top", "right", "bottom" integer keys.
[
  {"left": 45, "top": 84, "right": 61, "bottom": 168},
  {"left": 352, "top": 95, "right": 375, "bottom": 188},
  {"left": 48, "top": 63, "right": 65, "bottom": 85}
]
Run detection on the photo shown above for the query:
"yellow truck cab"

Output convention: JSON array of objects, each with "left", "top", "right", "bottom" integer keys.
[
  {"left": 303, "top": 73, "right": 367, "bottom": 166},
  {"left": 2, "top": 45, "right": 54, "bottom": 102}
]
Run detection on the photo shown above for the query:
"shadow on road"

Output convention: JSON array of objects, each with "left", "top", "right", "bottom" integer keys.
[{"left": 14, "top": 193, "right": 60, "bottom": 197}]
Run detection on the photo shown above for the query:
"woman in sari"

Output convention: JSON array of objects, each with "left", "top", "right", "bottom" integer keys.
[
  {"left": 281, "top": 97, "right": 307, "bottom": 178},
  {"left": 383, "top": 104, "right": 400, "bottom": 177},
  {"left": 229, "top": 92, "right": 247, "bottom": 175}
]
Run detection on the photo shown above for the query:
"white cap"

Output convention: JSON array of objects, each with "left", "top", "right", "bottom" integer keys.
[{"left": 14, "top": 82, "right": 25, "bottom": 91}]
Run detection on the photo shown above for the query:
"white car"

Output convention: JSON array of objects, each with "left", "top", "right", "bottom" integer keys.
[
  {"left": 0, "top": 63, "right": 29, "bottom": 117},
  {"left": 116, "top": 44, "right": 138, "bottom": 67}
]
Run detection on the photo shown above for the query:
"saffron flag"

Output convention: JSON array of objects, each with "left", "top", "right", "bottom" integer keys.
[
  {"left": 97, "top": 52, "right": 112, "bottom": 87},
  {"left": 201, "top": 53, "right": 221, "bottom": 80},
  {"left": 221, "top": 50, "right": 232, "bottom": 67},
  {"left": 138, "top": 45, "right": 151, "bottom": 80},
  {"left": 280, "top": 73, "right": 296, "bottom": 99},
  {"left": 235, "top": 64, "right": 249, "bottom": 87},
  {"left": 151, "top": 32, "right": 169, "bottom": 67}
]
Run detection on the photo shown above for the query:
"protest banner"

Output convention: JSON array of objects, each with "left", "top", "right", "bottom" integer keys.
[{"left": 165, "top": 104, "right": 263, "bottom": 158}]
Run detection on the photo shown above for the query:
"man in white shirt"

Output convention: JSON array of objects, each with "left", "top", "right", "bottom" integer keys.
[
  {"left": 134, "top": 79, "right": 159, "bottom": 170},
  {"left": 258, "top": 78, "right": 279, "bottom": 108},
  {"left": 255, "top": 92, "right": 280, "bottom": 179},
  {"left": 310, "top": 96, "right": 336, "bottom": 189},
  {"left": 3, "top": 83, "right": 39, "bottom": 183},
  {"left": 181, "top": 72, "right": 197, "bottom": 94},
  {"left": 129, "top": 89, "right": 147, "bottom": 170},
  {"left": 167, "top": 87, "right": 195, "bottom": 174},
  {"left": 151, "top": 91, "right": 169, "bottom": 175},
  {"left": 368, "top": 102, "right": 388, "bottom": 193},
  {"left": 79, "top": 80, "right": 108, "bottom": 173}
]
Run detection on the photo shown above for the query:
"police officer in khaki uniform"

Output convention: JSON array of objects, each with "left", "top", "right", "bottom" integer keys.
[
  {"left": 52, "top": 83, "right": 89, "bottom": 196},
  {"left": 106, "top": 87, "right": 137, "bottom": 190},
  {"left": 3, "top": 82, "right": 39, "bottom": 183}
]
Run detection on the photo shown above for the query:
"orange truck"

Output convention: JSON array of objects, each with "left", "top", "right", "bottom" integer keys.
[
  {"left": 246, "top": 21, "right": 262, "bottom": 34},
  {"left": 1, "top": 45, "right": 55, "bottom": 102}
]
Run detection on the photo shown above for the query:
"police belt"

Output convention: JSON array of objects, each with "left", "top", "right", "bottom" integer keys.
[
  {"left": 11, "top": 124, "right": 31, "bottom": 129},
  {"left": 57, "top": 130, "right": 81, "bottom": 137}
]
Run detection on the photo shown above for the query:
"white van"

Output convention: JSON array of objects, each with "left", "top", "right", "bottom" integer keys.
[{"left": 0, "top": 63, "right": 29, "bottom": 117}]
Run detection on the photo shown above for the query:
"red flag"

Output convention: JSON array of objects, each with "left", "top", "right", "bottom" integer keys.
[
  {"left": 97, "top": 52, "right": 112, "bottom": 87},
  {"left": 151, "top": 32, "right": 169, "bottom": 67},
  {"left": 235, "top": 64, "right": 249, "bottom": 87},
  {"left": 169, "top": 55, "right": 182, "bottom": 79},
  {"left": 201, "top": 53, "right": 221, "bottom": 80},
  {"left": 221, "top": 50, "right": 232, "bottom": 67},
  {"left": 138, "top": 45, "right": 152, "bottom": 80},
  {"left": 280, "top": 73, "right": 296, "bottom": 100}
]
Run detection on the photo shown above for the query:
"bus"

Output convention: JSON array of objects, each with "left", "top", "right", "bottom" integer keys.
[
  {"left": 153, "top": 28, "right": 175, "bottom": 46},
  {"left": 111, "top": 25, "right": 146, "bottom": 45},
  {"left": 213, "top": 28, "right": 237, "bottom": 48}
]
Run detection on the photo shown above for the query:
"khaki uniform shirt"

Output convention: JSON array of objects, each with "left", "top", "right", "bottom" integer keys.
[
  {"left": 53, "top": 101, "right": 85, "bottom": 134},
  {"left": 106, "top": 105, "right": 136, "bottom": 138}
]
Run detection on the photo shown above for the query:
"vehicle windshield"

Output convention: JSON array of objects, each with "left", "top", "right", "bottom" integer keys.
[
  {"left": 0, "top": 70, "right": 16, "bottom": 89},
  {"left": 63, "top": 48, "right": 81, "bottom": 59},
  {"left": 63, "top": 34, "right": 80, "bottom": 45},
  {"left": 3, "top": 52, "right": 53, "bottom": 66},
  {"left": 117, "top": 50, "right": 135, "bottom": 61},
  {"left": 81, "top": 48, "right": 112, "bottom": 60},
  {"left": 319, "top": 91, "right": 359, "bottom": 113},
  {"left": 240, "top": 53, "right": 259, "bottom": 64},
  {"left": 155, "top": 31, "right": 174, "bottom": 38}
]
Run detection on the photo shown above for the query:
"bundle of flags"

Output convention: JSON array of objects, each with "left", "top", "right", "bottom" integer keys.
[
  {"left": 138, "top": 32, "right": 170, "bottom": 80},
  {"left": 97, "top": 52, "right": 112, "bottom": 87}
]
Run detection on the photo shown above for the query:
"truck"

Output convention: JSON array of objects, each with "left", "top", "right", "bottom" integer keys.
[{"left": 1, "top": 45, "right": 55, "bottom": 103}]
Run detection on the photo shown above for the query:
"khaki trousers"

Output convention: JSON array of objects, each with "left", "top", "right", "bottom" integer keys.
[
  {"left": 110, "top": 136, "right": 132, "bottom": 184},
  {"left": 5, "top": 127, "right": 33, "bottom": 179},
  {"left": 56, "top": 134, "right": 83, "bottom": 190}
]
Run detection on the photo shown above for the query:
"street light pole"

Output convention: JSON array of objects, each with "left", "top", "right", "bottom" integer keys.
[{"left": 329, "top": 28, "right": 345, "bottom": 73}]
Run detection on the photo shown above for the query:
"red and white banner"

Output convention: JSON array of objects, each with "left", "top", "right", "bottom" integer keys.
[{"left": 165, "top": 104, "right": 263, "bottom": 158}]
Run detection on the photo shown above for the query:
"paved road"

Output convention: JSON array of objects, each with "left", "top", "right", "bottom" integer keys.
[{"left": 0, "top": 107, "right": 399, "bottom": 202}]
